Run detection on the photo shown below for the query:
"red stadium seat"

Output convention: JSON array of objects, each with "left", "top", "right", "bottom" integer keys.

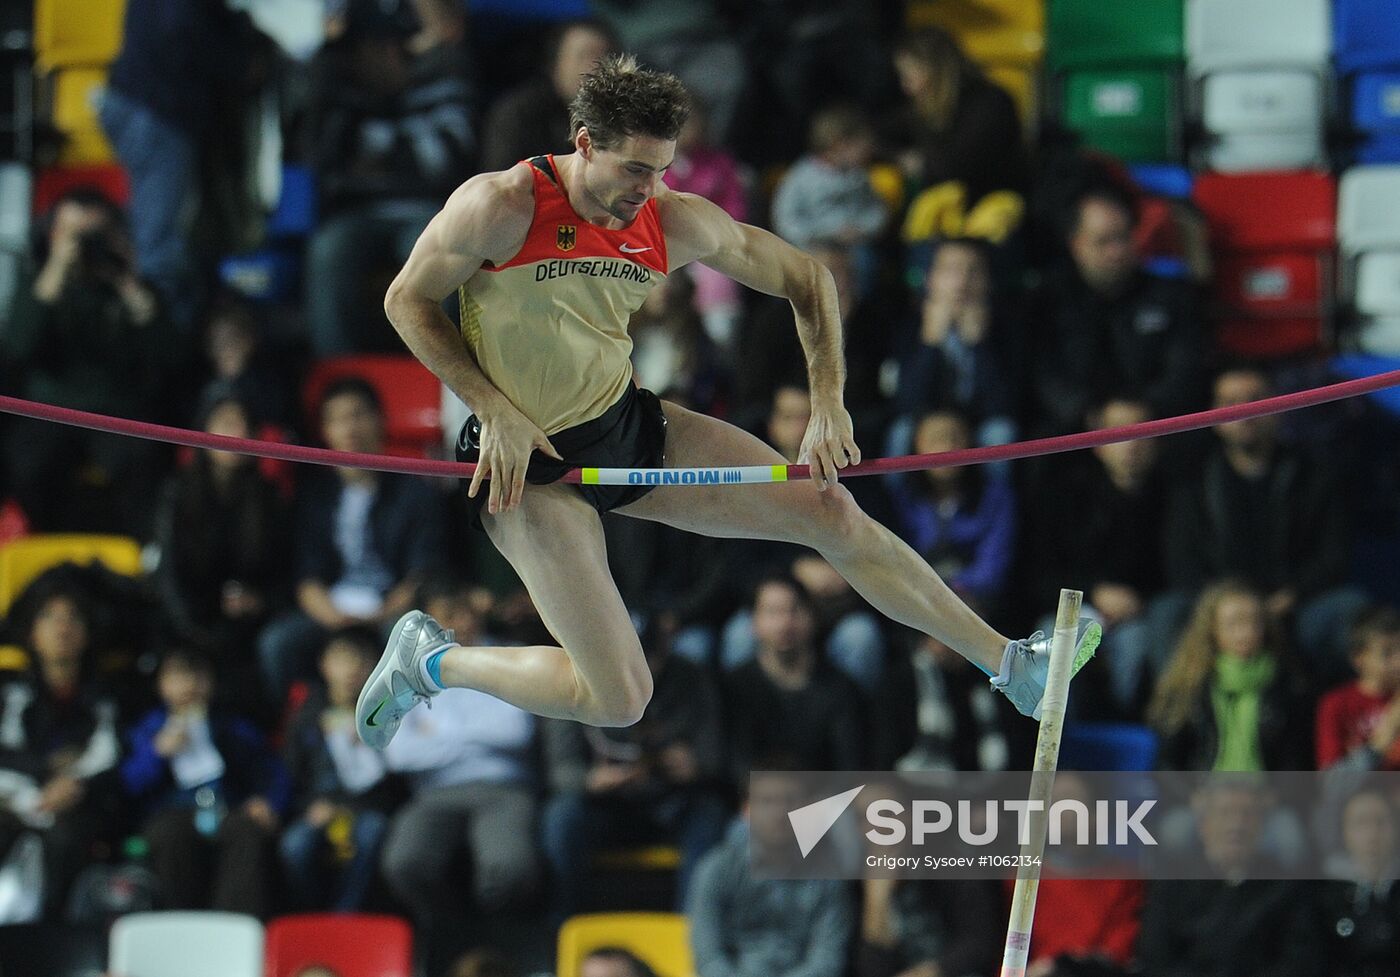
[
  {"left": 1193, "top": 171, "right": 1336, "bottom": 357},
  {"left": 263, "top": 913, "right": 412, "bottom": 977},
  {"left": 303, "top": 355, "right": 443, "bottom": 459},
  {"left": 1192, "top": 171, "right": 1336, "bottom": 251},
  {"left": 33, "top": 163, "right": 130, "bottom": 214}
]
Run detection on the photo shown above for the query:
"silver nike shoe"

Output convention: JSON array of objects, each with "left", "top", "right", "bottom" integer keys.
[
  {"left": 356, "top": 610, "right": 455, "bottom": 750},
  {"left": 990, "top": 620, "right": 1102, "bottom": 720}
]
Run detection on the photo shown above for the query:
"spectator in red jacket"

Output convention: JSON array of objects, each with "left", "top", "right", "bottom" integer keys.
[{"left": 1316, "top": 606, "right": 1400, "bottom": 771}]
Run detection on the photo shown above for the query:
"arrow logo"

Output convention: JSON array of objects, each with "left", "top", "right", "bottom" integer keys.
[{"left": 788, "top": 785, "right": 864, "bottom": 858}]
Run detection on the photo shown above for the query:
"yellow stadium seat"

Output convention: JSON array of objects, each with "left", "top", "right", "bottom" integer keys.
[
  {"left": 908, "top": 0, "right": 1045, "bottom": 67},
  {"left": 34, "top": 0, "right": 127, "bottom": 71},
  {"left": 591, "top": 845, "right": 683, "bottom": 872},
  {"left": 0, "top": 533, "right": 142, "bottom": 615},
  {"left": 556, "top": 913, "right": 693, "bottom": 977},
  {"left": 0, "top": 645, "right": 29, "bottom": 671},
  {"left": 52, "top": 68, "right": 115, "bottom": 165}
]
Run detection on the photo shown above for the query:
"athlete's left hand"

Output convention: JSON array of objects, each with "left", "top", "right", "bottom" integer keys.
[{"left": 800, "top": 400, "right": 862, "bottom": 490}]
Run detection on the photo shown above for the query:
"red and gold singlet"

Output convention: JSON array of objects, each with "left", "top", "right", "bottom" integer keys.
[{"left": 457, "top": 155, "right": 669, "bottom": 434}]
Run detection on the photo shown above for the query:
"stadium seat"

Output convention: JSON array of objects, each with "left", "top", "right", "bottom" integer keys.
[
  {"left": 264, "top": 913, "right": 412, "bottom": 977},
  {"left": 34, "top": 0, "right": 126, "bottom": 71},
  {"left": 1339, "top": 165, "right": 1400, "bottom": 254},
  {"left": 908, "top": 0, "right": 1045, "bottom": 65},
  {"left": 33, "top": 164, "right": 130, "bottom": 214},
  {"left": 0, "top": 922, "right": 107, "bottom": 977},
  {"left": 0, "top": 533, "right": 142, "bottom": 616},
  {"left": 1335, "top": 0, "right": 1400, "bottom": 76},
  {"left": 1060, "top": 722, "right": 1159, "bottom": 771},
  {"left": 267, "top": 164, "right": 317, "bottom": 239},
  {"left": 1063, "top": 68, "right": 1175, "bottom": 162},
  {"left": 1194, "top": 171, "right": 1336, "bottom": 357},
  {"left": 302, "top": 355, "right": 443, "bottom": 458},
  {"left": 1351, "top": 74, "right": 1400, "bottom": 163},
  {"left": 1338, "top": 166, "right": 1400, "bottom": 353},
  {"left": 51, "top": 68, "right": 115, "bottom": 165},
  {"left": 1047, "top": 0, "right": 1183, "bottom": 72},
  {"left": 1129, "top": 163, "right": 1192, "bottom": 199},
  {"left": 109, "top": 912, "right": 263, "bottom": 977},
  {"left": 556, "top": 913, "right": 692, "bottom": 977},
  {"left": 1186, "top": 0, "right": 1330, "bottom": 172},
  {"left": 1194, "top": 171, "right": 1336, "bottom": 251}
]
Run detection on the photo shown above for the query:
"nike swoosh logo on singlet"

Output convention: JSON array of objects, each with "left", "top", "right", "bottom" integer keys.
[{"left": 619, "top": 244, "right": 652, "bottom": 253}]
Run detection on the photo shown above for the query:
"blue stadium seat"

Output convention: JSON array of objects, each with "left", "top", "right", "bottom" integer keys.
[
  {"left": 1130, "top": 163, "right": 1193, "bottom": 199},
  {"left": 1359, "top": 135, "right": 1400, "bottom": 164},
  {"left": 468, "top": 0, "right": 589, "bottom": 16},
  {"left": 1336, "top": 0, "right": 1400, "bottom": 76},
  {"left": 1331, "top": 354, "right": 1400, "bottom": 418},
  {"left": 267, "top": 165, "right": 317, "bottom": 239},
  {"left": 219, "top": 250, "right": 301, "bottom": 303},
  {"left": 1059, "top": 722, "right": 1159, "bottom": 771},
  {"left": 1353, "top": 72, "right": 1400, "bottom": 134}
]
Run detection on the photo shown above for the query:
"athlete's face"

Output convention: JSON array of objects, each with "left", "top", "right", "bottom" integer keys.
[{"left": 581, "top": 131, "right": 676, "bottom": 223}]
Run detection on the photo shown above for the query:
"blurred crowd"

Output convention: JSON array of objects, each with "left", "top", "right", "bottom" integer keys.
[{"left": 1, "top": 1, "right": 1400, "bottom": 976}]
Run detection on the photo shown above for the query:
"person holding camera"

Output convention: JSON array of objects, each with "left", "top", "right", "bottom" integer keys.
[{"left": 2, "top": 187, "right": 171, "bottom": 536}]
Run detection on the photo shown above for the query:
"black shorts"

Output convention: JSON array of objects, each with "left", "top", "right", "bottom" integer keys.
[{"left": 456, "top": 384, "right": 668, "bottom": 528}]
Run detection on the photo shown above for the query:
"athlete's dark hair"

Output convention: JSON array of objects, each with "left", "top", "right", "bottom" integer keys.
[{"left": 569, "top": 54, "right": 690, "bottom": 150}]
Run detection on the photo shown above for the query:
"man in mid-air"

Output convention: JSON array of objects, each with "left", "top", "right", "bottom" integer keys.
[{"left": 357, "top": 55, "right": 1092, "bottom": 749}]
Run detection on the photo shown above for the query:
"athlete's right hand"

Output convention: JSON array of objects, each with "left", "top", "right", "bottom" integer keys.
[{"left": 468, "top": 405, "right": 563, "bottom": 514}]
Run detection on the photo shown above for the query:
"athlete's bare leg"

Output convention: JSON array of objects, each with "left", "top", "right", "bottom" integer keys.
[
  {"left": 430, "top": 483, "right": 653, "bottom": 727},
  {"left": 619, "top": 401, "right": 1009, "bottom": 674}
]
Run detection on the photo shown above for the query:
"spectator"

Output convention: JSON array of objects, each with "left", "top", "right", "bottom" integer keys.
[
  {"left": 856, "top": 873, "right": 1000, "bottom": 977},
  {"left": 257, "top": 377, "right": 446, "bottom": 702},
  {"left": 1137, "top": 779, "right": 1324, "bottom": 977},
  {"left": 891, "top": 238, "right": 1017, "bottom": 454},
  {"left": 0, "top": 572, "right": 121, "bottom": 917},
  {"left": 303, "top": 0, "right": 474, "bottom": 354},
  {"left": 121, "top": 648, "right": 289, "bottom": 915},
  {"left": 440, "top": 948, "right": 522, "bottom": 977},
  {"left": 479, "top": 20, "right": 615, "bottom": 173},
  {"left": 886, "top": 28, "right": 1029, "bottom": 207},
  {"left": 1316, "top": 606, "right": 1400, "bottom": 771},
  {"left": 280, "top": 627, "right": 404, "bottom": 911},
  {"left": 873, "top": 629, "right": 1024, "bottom": 772},
  {"left": 580, "top": 948, "right": 658, "bottom": 977},
  {"left": 1026, "top": 398, "right": 1172, "bottom": 716},
  {"left": 885, "top": 411, "right": 1016, "bottom": 613},
  {"left": 1030, "top": 182, "right": 1205, "bottom": 435},
  {"left": 1319, "top": 786, "right": 1400, "bottom": 977},
  {"left": 200, "top": 296, "right": 296, "bottom": 431},
  {"left": 688, "top": 769, "right": 855, "bottom": 977},
  {"left": 722, "top": 575, "right": 865, "bottom": 790},
  {"left": 153, "top": 389, "right": 289, "bottom": 709},
  {"left": 2, "top": 189, "right": 169, "bottom": 536},
  {"left": 591, "top": 0, "right": 744, "bottom": 145},
  {"left": 100, "top": 0, "right": 265, "bottom": 328},
  {"left": 541, "top": 617, "right": 729, "bottom": 917},
  {"left": 379, "top": 682, "right": 539, "bottom": 966},
  {"left": 771, "top": 105, "right": 888, "bottom": 253},
  {"left": 664, "top": 103, "right": 748, "bottom": 350},
  {"left": 734, "top": 0, "right": 890, "bottom": 167},
  {"left": 1165, "top": 367, "right": 1368, "bottom": 679},
  {"left": 1148, "top": 581, "right": 1313, "bottom": 771}
]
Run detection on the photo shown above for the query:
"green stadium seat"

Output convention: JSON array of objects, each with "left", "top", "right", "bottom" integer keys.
[
  {"left": 1063, "top": 69, "right": 1175, "bottom": 161},
  {"left": 1048, "top": 0, "right": 1184, "bottom": 70}
]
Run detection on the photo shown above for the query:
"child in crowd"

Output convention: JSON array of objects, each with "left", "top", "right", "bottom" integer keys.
[
  {"left": 771, "top": 104, "right": 888, "bottom": 252},
  {"left": 280, "top": 627, "right": 404, "bottom": 910},
  {"left": 1315, "top": 606, "right": 1400, "bottom": 771},
  {"left": 121, "top": 648, "right": 289, "bottom": 915},
  {"left": 1148, "top": 581, "right": 1312, "bottom": 771}
]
